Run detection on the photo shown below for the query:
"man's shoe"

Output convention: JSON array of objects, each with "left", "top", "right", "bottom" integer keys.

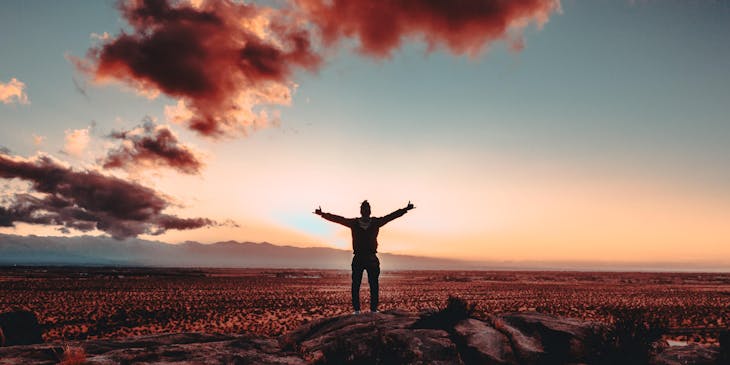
[{"left": 353, "top": 310, "right": 361, "bottom": 315}]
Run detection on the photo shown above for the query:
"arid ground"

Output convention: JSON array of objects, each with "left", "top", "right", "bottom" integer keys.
[{"left": 1, "top": 268, "right": 728, "bottom": 345}]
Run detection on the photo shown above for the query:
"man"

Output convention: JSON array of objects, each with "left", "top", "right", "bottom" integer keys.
[{"left": 314, "top": 200, "right": 415, "bottom": 313}]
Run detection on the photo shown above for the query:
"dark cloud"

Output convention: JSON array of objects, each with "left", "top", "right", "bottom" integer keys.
[
  {"left": 102, "top": 119, "right": 204, "bottom": 175},
  {"left": 0, "top": 152, "right": 214, "bottom": 239},
  {"left": 77, "top": 0, "right": 321, "bottom": 137},
  {"left": 296, "top": 0, "right": 560, "bottom": 57}
]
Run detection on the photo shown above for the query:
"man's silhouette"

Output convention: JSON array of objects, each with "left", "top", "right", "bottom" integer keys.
[{"left": 314, "top": 200, "right": 415, "bottom": 313}]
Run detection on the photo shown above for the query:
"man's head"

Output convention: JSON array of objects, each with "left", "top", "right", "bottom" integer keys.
[{"left": 360, "top": 200, "right": 371, "bottom": 218}]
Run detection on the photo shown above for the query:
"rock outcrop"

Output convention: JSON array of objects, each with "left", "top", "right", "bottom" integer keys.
[
  {"left": 0, "top": 309, "right": 722, "bottom": 364},
  {"left": 650, "top": 343, "right": 719, "bottom": 365},
  {"left": 494, "top": 312, "right": 610, "bottom": 363},
  {"left": 281, "top": 310, "right": 460, "bottom": 364},
  {"left": 0, "top": 332, "right": 306, "bottom": 365}
]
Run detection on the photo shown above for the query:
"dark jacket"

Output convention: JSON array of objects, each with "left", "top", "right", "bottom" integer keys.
[{"left": 321, "top": 208, "right": 408, "bottom": 255}]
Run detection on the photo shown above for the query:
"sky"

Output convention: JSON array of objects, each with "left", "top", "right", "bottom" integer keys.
[{"left": 1, "top": 0, "right": 729, "bottom": 269}]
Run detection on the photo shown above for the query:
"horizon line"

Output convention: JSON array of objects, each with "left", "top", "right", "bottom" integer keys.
[{"left": 1, "top": 233, "right": 728, "bottom": 273}]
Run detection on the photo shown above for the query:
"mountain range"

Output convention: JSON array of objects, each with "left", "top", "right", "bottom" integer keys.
[
  {"left": 0, "top": 234, "right": 474, "bottom": 270},
  {"left": 1, "top": 234, "right": 727, "bottom": 271}
]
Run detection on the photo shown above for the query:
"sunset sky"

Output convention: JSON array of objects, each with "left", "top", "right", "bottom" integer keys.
[{"left": 1, "top": 0, "right": 729, "bottom": 269}]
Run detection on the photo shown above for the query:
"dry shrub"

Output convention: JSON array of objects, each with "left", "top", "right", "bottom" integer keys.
[
  {"left": 603, "top": 308, "right": 667, "bottom": 365},
  {"left": 59, "top": 345, "right": 87, "bottom": 365},
  {"left": 413, "top": 295, "right": 475, "bottom": 330}
]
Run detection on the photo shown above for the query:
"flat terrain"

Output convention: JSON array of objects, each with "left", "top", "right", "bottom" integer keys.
[{"left": 1, "top": 267, "right": 728, "bottom": 344}]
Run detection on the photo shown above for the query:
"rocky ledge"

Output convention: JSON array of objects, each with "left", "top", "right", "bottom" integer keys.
[{"left": 0, "top": 306, "right": 725, "bottom": 364}]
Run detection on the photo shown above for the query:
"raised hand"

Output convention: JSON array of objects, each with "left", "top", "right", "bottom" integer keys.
[
  {"left": 314, "top": 206, "right": 323, "bottom": 215},
  {"left": 405, "top": 201, "right": 415, "bottom": 210}
]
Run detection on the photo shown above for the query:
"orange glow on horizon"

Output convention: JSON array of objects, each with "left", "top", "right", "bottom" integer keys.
[{"left": 5, "top": 149, "right": 724, "bottom": 267}]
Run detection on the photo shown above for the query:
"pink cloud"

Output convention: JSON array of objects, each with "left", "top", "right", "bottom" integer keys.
[
  {"left": 62, "top": 127, "right": 91, "bottom": 157},
  {"left": 32, "top": 134, "right": 46, "bottom": 147},
  {"left": 0, "top": 78, "right": 30, "bottom": 104}
]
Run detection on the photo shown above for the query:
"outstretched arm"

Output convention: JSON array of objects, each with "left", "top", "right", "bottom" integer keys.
[
  {"left": 379, "top": 201, "right": 415, "bottom": 226},
  {"left": 313, "top": 206, "right": 351, "bottom": 227}
]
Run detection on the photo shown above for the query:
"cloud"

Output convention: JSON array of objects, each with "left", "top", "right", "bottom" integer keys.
[
  {"left": 0, "top": 78, "right": 30, "bottom": 104},
  {"left": 90, "top": 31, "right": 111, "bottom": 41},
  {"left": 102, "top": 118, "right": 204, "bottom": 174},
  {"left": 62, "top": 127, "right": 91, "bottom": 156},
  {"left": 296, "top": 0, "right": 561, "bottom": 57},
  {"left": 0, "top": 152, "right": 214, "bottom": 239},
  {"left": 32, "top": 134, "right": 46, "bottom": 146},
  {"left": 75, "top": 0, "right": 560, "bottom": 138},
  {"left": 75, "top": 0, "right": 321, "bottom": 138}
]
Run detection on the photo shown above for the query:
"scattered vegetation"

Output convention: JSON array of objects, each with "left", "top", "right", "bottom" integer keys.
[{"left": 0, "top": 268, "right": 727, "bottom": 346}]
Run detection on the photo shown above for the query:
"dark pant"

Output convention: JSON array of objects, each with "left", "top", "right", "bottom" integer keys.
[{"left": 351, "top": 254, "right": 380, "bottom": 312}]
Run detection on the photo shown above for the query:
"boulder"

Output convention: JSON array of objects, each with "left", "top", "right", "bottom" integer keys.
[
  {"left": 283, "top": 310, "right": 460, "bottom": 365},
  {"left": 496, "top": 312, "right": 608, "bottom": 364},
  {"left": 0, "top": 310, "right": 43, "bottom": 346},
  {"left": 0, "top": 332, "right": 306, "bottom": 365},
  {"left": 453, "top": 318, "right": 516, "bottom": 364},
  {"left": 280, "top": 310, "right": 416, "bottom": 352},
  {"left": 650, "top": 343, "right": 719, "bottom": 365},
  {"left": 492, "top": 317, "right": 545, "bottom": 364}
]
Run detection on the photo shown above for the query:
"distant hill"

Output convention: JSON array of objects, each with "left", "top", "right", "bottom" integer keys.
[
  {"left": 0, "top": 234, "right": 474, "bottom": 270},
  {"left": 1, "top": 234, "right": 727, "bottom": 272}
]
